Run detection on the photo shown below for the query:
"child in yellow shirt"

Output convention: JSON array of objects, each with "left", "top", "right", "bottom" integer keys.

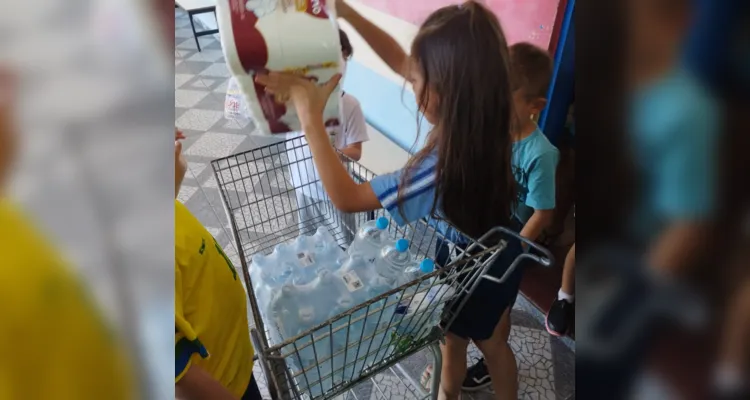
[
  {"left": 0, "top": 70, "right": 134, "bottom": 399},
  {"left": 174, "top": 130, "right": 261, "bottom": 400}
]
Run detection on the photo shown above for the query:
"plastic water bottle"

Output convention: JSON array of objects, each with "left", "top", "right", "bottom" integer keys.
[
  {"left": 348, "top": 217, "right": 389, "bottom": 265},
  {"left": 375, "top": 239, "right": 413, "bottom": 286},
  {"left": 250, "top": 253, "right": 293, "bottom": 319},
  {"left": 400, "top": 259, "right": 435, "bottom": 286},
  {"left": 392, "top": 284, "right": 457, "bottom": 343},
  {"left": 312, "top": 227, "right": 345, "bottom": 273},
  {"left": 248, "top": 253, "right": 269, "bottom": 292},
  {"left": 270, "top": 273, "right": 335, "bottom": 371},
  {"left": 332, "top": 254, "right": 396, "bottom": 375},
  {"left": 290, "top": 237, "right": 318, "bottom": 285}
]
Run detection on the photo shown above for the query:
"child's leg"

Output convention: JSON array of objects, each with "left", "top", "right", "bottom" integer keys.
[
  {"left": 439, "top": 333, "right": 470, "bottom": 400},
  {"left": 474, "top": 308, "right": 517, "bottom": 400},
  {"left": 561, "top": 243, "right": 575, "bottom": 297},
  {"left": 546, "top": 243, "right": 575, "bottom": 336}
]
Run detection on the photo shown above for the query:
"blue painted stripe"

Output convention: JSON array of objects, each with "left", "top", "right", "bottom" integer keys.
[
  {"left": 376, "top": 167, "right": 435, "bottom": 201},
  {"left": 538, "top": 0, "right": 575, "bottom": 146},
  {"left": 342, "top": 61, "right": 432, "bottom": 153}
]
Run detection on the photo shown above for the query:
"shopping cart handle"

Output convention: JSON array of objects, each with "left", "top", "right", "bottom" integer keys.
[
  {"left": 482, "top": 252, "right": 550, "bottom": 285},
  {"left": 475, "top": 226, "right": 555, "bottom": 267}
]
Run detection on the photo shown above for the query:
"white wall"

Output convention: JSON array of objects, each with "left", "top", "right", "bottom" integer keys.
[{"left": 339, "top": 1, "right": 417, "bottom": 90}]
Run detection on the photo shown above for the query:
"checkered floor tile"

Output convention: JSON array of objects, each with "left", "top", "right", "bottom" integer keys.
[{"left": 174, "top": 8, "right": 574, "bottom": 400}]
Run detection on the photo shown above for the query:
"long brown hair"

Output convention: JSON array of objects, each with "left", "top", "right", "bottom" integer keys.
[{"left": 399, "top": 1, "right": 516, "bottom": 238}]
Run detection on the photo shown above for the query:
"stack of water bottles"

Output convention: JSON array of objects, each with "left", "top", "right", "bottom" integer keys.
[{"left": 249, "top": 217, "right": 445, "bottom": 396}]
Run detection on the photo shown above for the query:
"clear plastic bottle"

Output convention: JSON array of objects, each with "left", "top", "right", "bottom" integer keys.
[
  {"left": 348, "top": 217, "right": 389, "bottom": 265},
  {"left": 250, "top": 253, "right": 292, "bottom": 319},
  {"left": 375, "top": 238, "right": 413, "bottom": 286},
  {"left": 290, "top": 236, "right": 318, "bottom": 285},
  {"left": 400, "top": 258, "right": 436, "bottom": 287},
  {"left": 270, "top": 271, "right": 338, "bottom": 373},
  {"left": 248, "top": 253, "right": 269, "bottom": 292},
  {"left": 334, "top": 253, "right": 395, "bottom": 378},
  {"left": 312, "top": 227, "right": 345, "bottom": 273}
]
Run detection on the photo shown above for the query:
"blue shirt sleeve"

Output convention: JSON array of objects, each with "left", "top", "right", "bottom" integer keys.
[
  {"left": 369, "top": 164, "right": 437, "bottom": 227},
  {"left": 524, "top": 150, "right": 559, "bottom": 211}
]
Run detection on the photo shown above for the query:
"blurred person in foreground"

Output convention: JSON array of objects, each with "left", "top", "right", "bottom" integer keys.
[
  {"left": 174, "top": 130, "right": 261, "bottom": 400},
  {"left": 582, "top": 0, "right": 722, "bottom": 397},
  {"left": 628, "top": 0, "right": 718, "bottom": 278},
  {"left": 0, "top": 71, "right": 134, "bottom": 398}
]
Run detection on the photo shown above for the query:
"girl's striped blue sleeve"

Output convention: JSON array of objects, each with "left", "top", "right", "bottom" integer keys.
[{"left": 370, "top": 162, "right": 437, "bottom": 227}]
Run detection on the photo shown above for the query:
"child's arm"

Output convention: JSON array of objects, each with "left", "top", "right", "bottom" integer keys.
[
  {"left": 520, "top": 209, "right": 554, "bottom": 243},
  {"left": 254, "top": 73, "right": 377, "bottom": 213},
  {"left": 176, "top": 365, "right": 239, "bottom": 400},
  {"left": 648, "top": 222, "right": 707, "bottom": 275},
  {"left": 522, "top": 150, "right": 559, "bottom": 245},
  {"left": 303, "top": 117, "right": 380, "bottom": 212},
  {"left": 336, "top": 0, "right": 409, "bottom": 78},
  {"left": 339, "top": 142, "right": 362, "bottom": 161}
]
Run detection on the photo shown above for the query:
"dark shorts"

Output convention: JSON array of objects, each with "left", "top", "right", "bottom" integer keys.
[
  {"left": 438, "top": 220, "right": 525, "bottom": 341},
  {"left": 242, "top": 375, "right": 262, "bottom": 400}
]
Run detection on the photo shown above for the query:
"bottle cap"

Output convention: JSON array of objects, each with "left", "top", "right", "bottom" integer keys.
[
  {"left": 395, "top": 238, "right": 410, "bottom": 252},
  {"left": 376, "top": 217, "right": 389, "bottom": 230},
  {"left": 420, "top": 259, "right": 435, "bottom": 273}
]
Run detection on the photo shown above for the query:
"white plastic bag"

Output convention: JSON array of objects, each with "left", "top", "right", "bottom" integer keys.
[
  {"left": 224, "top": 76, "right": 252, "bottom": 122},
  {"left": 216, "top": 0, "right": 343, "bottom": 135}
]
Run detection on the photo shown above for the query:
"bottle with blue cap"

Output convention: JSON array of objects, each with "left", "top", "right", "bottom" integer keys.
[
  {"left": 401, "top": 258, "right": 436, "bottom": 285},
  {"left": 347, "top": 216, "right": 390, "bottom": 265},
  {"left": 375, "top": 238, "right": 414, "bottom": 286}
]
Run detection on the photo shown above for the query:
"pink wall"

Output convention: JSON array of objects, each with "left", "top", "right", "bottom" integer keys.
[{"left": 357, "top": 0, "right": 560, "bottom": 51}]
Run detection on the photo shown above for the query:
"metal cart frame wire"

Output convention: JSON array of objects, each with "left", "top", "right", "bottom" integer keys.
[{"left": 211, "top": 136, "right": 554, "bottom": 400}]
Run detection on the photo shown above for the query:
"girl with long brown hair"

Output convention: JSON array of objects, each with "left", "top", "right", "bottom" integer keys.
[{"left": 256, "top": 1, "right": 522, "bottom": 398}]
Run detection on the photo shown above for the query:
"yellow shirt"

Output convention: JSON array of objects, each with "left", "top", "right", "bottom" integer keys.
[
  {"left": 175, "top": 200, "right": 254, "bottom": 397},
  {"left": 0, "top": 199, "right": 133, "bottom": 400}
]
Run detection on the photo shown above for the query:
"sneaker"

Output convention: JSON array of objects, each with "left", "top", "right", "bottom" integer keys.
[
  {"left": 462, "top": 358, "right": 491, "bottom": 391},
  {"left": 546, "top": 298, "right": 573, "bottom": 336}
]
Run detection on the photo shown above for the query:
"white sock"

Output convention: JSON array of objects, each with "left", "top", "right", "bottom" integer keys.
[
  {"left": 558, "top": 289, "right": 574, "bottom": 303},
  {"left": 714, "top": 364, "right": 745, "bottom": 393}
]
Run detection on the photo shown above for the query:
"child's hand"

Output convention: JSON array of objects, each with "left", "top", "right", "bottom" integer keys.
[{"left": 255, "top": 72, "right": 342, "bottom": 129}]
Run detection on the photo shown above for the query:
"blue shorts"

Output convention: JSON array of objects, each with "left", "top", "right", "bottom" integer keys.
[{"left": 437, "top": 220, "right": 525, "bottom": 341}]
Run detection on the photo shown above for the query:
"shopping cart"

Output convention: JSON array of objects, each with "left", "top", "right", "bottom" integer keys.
[{"left": 211, "top": 136, "right": 554, "bottom": 400}]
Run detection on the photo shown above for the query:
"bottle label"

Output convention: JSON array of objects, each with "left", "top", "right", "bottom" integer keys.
[
  {"left": 341, "top": 271, "right": 364, "bottom": 292},
  {"left": 297, "top": 252, "right": 315, "bottom": 267}
]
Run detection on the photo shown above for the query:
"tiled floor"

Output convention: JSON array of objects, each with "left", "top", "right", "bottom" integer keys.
[{"left": 175, "top": 9, "right": 574, "bottom": 400}]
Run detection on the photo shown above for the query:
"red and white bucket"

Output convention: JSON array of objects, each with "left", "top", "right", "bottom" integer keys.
[{"left": 216, "top": 0, "right": 343, "bottom": 135}]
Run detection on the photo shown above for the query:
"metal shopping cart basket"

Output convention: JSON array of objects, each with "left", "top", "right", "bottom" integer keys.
[{"left": 211, "top": 136, "right": 554, "bottom": 400}]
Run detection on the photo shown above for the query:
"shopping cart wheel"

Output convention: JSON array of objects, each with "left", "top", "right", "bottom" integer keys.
[{"left": 250, "top": 328, "right": 280, "bottom": 400}]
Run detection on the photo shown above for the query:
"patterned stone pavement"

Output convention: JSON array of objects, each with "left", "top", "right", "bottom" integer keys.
[{"left": 175, "top": 9, "right": 574, "bottom": 400}]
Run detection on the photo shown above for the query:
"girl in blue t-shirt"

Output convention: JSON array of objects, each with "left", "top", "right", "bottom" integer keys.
[{"left": 257, "top": 1, "right": 522, "bottom": 399}]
